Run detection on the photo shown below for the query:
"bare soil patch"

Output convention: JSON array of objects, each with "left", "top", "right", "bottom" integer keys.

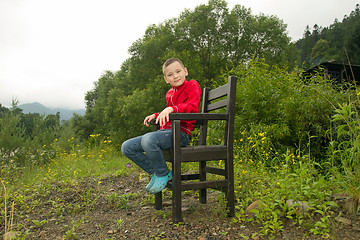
[{"left": 2, "top": 171, "right": 360, "bottom": 239}]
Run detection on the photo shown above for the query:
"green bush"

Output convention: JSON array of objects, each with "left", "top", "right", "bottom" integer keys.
[
  {"left": 228, "top": 60, "right": 348, "bottom": 167},
  {"left": 330, "top": 98, "right": 360, "bottom": 200}
]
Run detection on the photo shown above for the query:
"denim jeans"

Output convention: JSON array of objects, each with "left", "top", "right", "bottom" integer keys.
[{"left": 121, "top": 129, "right": 190, "bottom": 177}]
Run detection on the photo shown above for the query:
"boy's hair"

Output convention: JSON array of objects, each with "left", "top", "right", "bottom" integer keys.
[{"left": 163, "top": 58, "right": 185, "bottom": 75}]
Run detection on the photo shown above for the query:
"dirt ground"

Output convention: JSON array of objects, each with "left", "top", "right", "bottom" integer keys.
[{"left": 2, "top": 171, "right": 360, "bottom": 240}]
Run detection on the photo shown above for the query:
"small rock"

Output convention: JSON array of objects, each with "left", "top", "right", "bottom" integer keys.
[
  {"left": 182, "top": 207, "right": 190, "bottom": 212},
  {"left": 353, "top": 221, "right": 360, "bottom": 232},
  {"left": 286, "top": 199, "right": 310, "bottom": 214},
  {"left": 335, "top": 216, "right": 352, "bottom": 225},
  {"left": 245, "top": 200, "right": 262, "bottom": 215},
  {"left": 343, "top": 197, "right": 358, "bottom": 215},
  {"left": 107, "top": 230, "right": 114, "bottom": 234},
  {"left": 282, "top": 232, "right": 292, "bottom": 239},
  {"left": 39, "top": 231, "right": 46, "bottom": 239},
  {"left": 109, "top": 188, "right": 115, "bottom": 192},
  {"left": 3, "top": 231, "right": 16, "bottom": 240},
  {"left": 124, "top": 188, "right": 131, "bottom": 192},
  {"left": 163, "top": 201, "right": 172, "bottom": 207}
]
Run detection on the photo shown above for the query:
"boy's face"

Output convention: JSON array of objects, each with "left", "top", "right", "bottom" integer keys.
[{"left": 163, "top": 61, "right": 188, "bottom": 87}]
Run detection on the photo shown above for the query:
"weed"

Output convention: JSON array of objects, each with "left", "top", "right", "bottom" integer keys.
[
  {"left": 115, "top": 218, "right": 124, "bottom": 229},
  {"left": 155, "top": 209, "right": 171, "bottom": 219},
  {"left": 30, "top": 219, "right": 48, "bottom": 229},
  {"left": 106, "top": 192, "right": 131, "bottom": 209},
  {"left": 78, "top": 188, "right": 97, "bottom": 212},
  {"left": 63, "top": 217, "right": 85, "bottom": 240},
  {"left": 1, "top": 178, "right": 15, "bottom": 236},
  {"left": 118, "top": 194, "right": 130, "bottom": 209}
]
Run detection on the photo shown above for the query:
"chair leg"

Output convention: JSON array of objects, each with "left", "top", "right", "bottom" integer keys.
[
  {"left": 155, "top": 192, "right": 163, "bottom": 210},
  {"left": 226, "top": 159, "right": 235, "bottom": 217},
  {"left": 172, "top": 120, "right": 182, "bottom": 223},
  {"left": 199, "top": 161, "right": 207, "bottom": 204},
  {"left": 227, "top": 180, "right": 235, "bottom": 217},
  {"left": 172, "top": 185, "right": 182, "bottom": 222},
  {"left": 172, "top": 164, "right": 182, "bottom": 222}
]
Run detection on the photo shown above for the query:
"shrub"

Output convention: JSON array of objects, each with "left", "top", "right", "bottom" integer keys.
[{"left": 228, "top": 60, "right": 348, "bottom": 167}]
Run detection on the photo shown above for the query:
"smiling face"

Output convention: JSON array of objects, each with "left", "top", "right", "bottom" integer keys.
[{"left": 163, "top": 60, "right": 188, "bottom": 87}]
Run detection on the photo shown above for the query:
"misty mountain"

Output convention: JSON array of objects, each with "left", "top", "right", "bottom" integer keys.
[{"left": 19, "top": 102, "right": 85, "bottom": 121}]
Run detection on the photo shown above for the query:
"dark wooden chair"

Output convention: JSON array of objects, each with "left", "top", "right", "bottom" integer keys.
[{"left": 155, "top": 75, "right": 237, "bottom": 223}]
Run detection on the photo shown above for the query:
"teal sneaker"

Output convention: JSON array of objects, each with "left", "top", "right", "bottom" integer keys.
[
  {"left": 149, "top": 171, "right": 172, "bottom": 194},
  {"left": 146, "top": 174, "right": 156, "bottom": 192}
]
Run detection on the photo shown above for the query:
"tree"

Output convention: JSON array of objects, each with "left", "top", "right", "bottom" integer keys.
[
  {"left": 0, "top": 112, "right": 26, "bottom": 161},
  {"left": 345, "top": 18, "right": 360, "bottom": 63},
  {"left": 250, "top": 13, "right": 290, "bottom": 64},
  {"left": 175, "top": 0, "right": 230, "bottom": 82},
  {"left": 310, "top": 39, "right": 330, "bottom": 64}
]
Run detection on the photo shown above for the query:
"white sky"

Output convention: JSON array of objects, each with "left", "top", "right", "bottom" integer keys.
[{"left": 0, "top": 0, "right": 358, "bottom": 109}]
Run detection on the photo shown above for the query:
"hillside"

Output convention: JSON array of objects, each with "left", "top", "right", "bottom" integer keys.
[{"left": 19, "top": 102, "right": 85, "bottom": 121}]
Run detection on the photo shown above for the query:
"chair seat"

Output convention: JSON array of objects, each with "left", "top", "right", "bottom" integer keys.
[{"left": 165, "top": 145, "right": 227, "bottom": 162}]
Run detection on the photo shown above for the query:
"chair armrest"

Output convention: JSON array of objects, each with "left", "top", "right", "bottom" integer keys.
[
  {"left": 150, "top": 113, "right": 228, "bottom": 129},
  {"left": 169, "top": 113, "right": 228, "bottom": 121},
  {"left": 149, "top": 119, "right": 160, "bottom": 130}
]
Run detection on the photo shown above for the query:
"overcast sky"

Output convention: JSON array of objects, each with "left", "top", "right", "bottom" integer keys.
[{"left": 0, "top": 0, "right": 358, "bottom": 110}]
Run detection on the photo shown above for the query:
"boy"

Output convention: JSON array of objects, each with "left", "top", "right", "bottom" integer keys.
[{"left": 121, "top": 58, "right": 201, "bottom": 194}]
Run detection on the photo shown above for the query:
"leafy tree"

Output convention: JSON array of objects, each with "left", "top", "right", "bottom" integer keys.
[
  {"left": 0, "top": 103, "right": 10, "bottom": 118},
  {"left": 310, "top": 39, "right": 330, "bottom": 64},
  {"left": 0, "top": 111, "right": 26, "bottom": 161},
  {"left": 345, "top": 19, "right": 360, "bottom": 63},
  {"left": 174, "top": 0, "right": 230, "bottom": 82},
  {"left": 20, "top": 112, "right": 41, "bottom": 137}
]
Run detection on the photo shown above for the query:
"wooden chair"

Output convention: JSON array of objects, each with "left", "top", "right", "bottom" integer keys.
[{"left": 155, "top": 75, "right": 237, "bottom": 223}]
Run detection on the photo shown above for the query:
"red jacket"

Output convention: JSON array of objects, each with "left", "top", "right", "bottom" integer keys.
[{"left": 154, "top": 79, "right": 201, "bottom": 136}]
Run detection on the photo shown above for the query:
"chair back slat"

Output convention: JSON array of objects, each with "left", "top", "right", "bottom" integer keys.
[
  {"left": 207, "top": 83, "right": 229, "bottom": 101},
  {"left": 207, "top": 99, "right": 228, "bottom": 112}
]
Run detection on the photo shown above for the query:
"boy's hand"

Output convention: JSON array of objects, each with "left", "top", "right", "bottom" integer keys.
[
  {"left": 143, "top": 114, "right": 156, "bottom": 127},
  {"left": 156, "top": 107, "right": 174, "bottom": 127}
]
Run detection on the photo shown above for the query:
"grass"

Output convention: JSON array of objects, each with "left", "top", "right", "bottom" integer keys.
[
  {"left": 0, "top": 137, "right": 135, "bottom": 239},
  {"left": 0, "top": 132, "right": 353, "bottom": 239}
]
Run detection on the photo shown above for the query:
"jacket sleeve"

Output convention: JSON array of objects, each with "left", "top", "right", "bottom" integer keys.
[{"left": 171, "top": 80, "right": 201, "bottom": 113}]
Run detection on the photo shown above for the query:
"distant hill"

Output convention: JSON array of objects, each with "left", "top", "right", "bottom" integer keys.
[{"left": 19, "top": 102, "right": 85, "bottom": 121}]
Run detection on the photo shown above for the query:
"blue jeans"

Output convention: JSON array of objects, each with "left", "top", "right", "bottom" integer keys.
[{"left": 121, "top": 129, "right": 190, "bottom": 177}]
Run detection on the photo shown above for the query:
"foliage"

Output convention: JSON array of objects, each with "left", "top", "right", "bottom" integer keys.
[
  {"left": 230, "top": 60, "right": 348, "bottom": 166},
  {"left": 0, "top": 136, "right": 131, "bottom": 238},
  {"left": 232, "top": 133, "right": 339, "bottom": 238},
  {"left": 0, "top": 103, "right": 74, "bottom": 167},
  {"left": 330, "top": 98, "right": 360, "bottom": 201}
]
